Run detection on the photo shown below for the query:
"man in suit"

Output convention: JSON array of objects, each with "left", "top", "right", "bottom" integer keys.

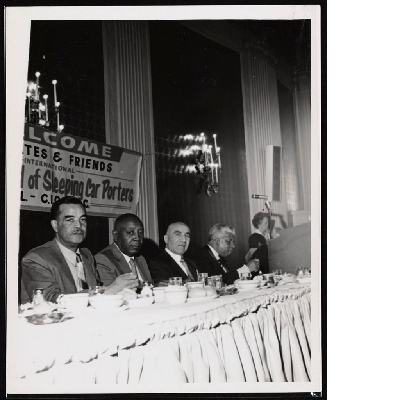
[
  {"left": 149, "top": 222, "right": 198, "bottom": 286},
  {"left": 95, "top": 213, "right": 153, "bottom": 293},
  {"left": 21, "top": 196, "right": 138, "bottom": 303},
  {"left": 192, "top": 223, "right": 260, "bottom": 285}
]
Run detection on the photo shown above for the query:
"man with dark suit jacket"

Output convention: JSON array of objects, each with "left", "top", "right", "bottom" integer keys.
[
  {"left": 21, "top": 196, "right": 138, "bottom": 303},
  {"left": 95, "top": 213, "right": 153, "bottom": 292},
  {"left": 149, "top": 222, "right": 198, "bottom": 286},
  {"left": 192, "top": 223, "right": 260, "bottom": 285}
]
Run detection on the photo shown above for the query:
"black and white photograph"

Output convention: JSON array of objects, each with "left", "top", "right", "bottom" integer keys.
[{"left": 6, "top": 5, "right": 322, "bottom": 395}]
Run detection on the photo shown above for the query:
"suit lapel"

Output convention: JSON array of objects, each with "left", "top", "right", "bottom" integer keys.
[
  {"left": 184, "top": 258, "right": 198, "bottom": 281},
  {"left": 164, "top": 251, "right": 187, "bottom": 279},
  {"left": 205, "top": 245, "right": 226, "bottom": 275},
  {"left": 48, "top": 239, "right": 76, "bottom": 290},
  {"left": 136, "top": 257, "right": 151, "bottom": 282},
  {"left": 110, "top": 243, "right": 132, "bottom": 275}
]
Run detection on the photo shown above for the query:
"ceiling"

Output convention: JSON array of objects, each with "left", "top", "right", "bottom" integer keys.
[{"left": 233, "top": 19, "right": 311, "bottom": 72}]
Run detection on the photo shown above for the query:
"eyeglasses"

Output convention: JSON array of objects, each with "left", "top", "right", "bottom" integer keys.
[{"left": 213, "top": 237, "right": 235, "bottom": 246}]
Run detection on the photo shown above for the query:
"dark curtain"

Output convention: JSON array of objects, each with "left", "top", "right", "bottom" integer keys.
[{"left": 149, "top": 21, "right": 251, "bottom": 269}]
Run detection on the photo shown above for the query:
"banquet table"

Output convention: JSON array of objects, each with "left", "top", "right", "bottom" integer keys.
[{"left": 11, "top": 283, "right": 311, "bottom": 386}]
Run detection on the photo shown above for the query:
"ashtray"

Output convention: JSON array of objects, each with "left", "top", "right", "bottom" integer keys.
[
  {"left": 25, "top": 312, "right": 73, "bottom": 325},
  {"left": 217, "top": 286, "right": 238, "bottom": 296}
]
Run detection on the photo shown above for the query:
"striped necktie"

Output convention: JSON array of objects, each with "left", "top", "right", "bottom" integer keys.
[
  {"left": 128, "top": 258, "right": 139, "bottom": 280},
  {"left": 75, "top": 252, "right": 87, "bottom": 289},
  {"left": 181, "top": 257, "right": 195, "bottom": 282}
]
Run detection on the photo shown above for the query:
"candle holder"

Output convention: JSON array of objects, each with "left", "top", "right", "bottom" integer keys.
[
  {"left": 195, "top": 153, "right": 221, "bottom": 196},
  {"left": 25, "top": 76, "right": 61, "bottom": 131},
  {"left": 180, "top": 132, "right": 222, "bottom": 196}
]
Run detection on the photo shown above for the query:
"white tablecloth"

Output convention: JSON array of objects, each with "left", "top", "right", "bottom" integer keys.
[{"left": 10, "top": 283, "right": 311, "bottom": 386}]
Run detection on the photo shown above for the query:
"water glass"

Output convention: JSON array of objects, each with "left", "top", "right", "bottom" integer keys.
[
  {"left": 198, "top": 272, "right": 208, "bottom": 285},
  {"left": 168, "top": 277, "right": 183, "bottom": 286},
  {"left": 89, "top": 286, "right": 105, "bottom": 296},
  {"left": 210, "top": 276, "right": 222, "bottom": 290}
]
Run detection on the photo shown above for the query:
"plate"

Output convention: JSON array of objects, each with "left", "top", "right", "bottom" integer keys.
[{"left": 187, "top": 294, "right": 219, "bottom": 302}]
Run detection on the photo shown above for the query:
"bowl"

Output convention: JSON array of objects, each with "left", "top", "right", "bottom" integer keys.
[
  {"left": 62, "top": 293, "right": 89, "bottom": 312},
  {"left": 164, "top": 285, "right": 187, "bottom": 292},
  {"left": 238, "top": 280, "right": 261, "bottom": 290},
  {"left": 152, "top": 287, "right": 166, "bottom": 303},
  {"left": 128, "top": 296, "right": 155, "bottom": 308},
  {"left": 89, "top": 294, "right": 124, "bottom": 310},
  {"left": 186, "top": 282, "right": 205, "bottom": 290},
  {"left": 165, "top": 287, "right": 188, "bottom": 305}
]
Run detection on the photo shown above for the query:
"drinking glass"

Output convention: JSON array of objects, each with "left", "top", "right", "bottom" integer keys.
[
  {"left": 168, "top": 277, "right": 183, "bottom": 286},
  {"left": 240, "top": 272, "right": 252, "bottom": 280},
  {"left": 198, "top": 272, "right": 208, "bottom": 285},
  {"left": 213, "top": 277, "right": 222, "bottom": 290},
  {"left": 209, "top": 276, "right": 222, "bottom": 289}
]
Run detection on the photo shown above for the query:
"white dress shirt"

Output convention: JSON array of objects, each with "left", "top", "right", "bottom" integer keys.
[
  {"left": 114, "top": 244, "right": 145, "bottom": 282},
  {"left": 165, "top": 248, "right": 189, "bottom": 276}
]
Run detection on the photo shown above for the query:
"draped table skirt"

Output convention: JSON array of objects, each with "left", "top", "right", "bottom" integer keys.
[{"left": 12, "top": 283, "right": 311, "bottom": 386}]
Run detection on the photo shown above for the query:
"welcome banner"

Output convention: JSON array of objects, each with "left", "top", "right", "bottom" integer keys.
[{"left": 20, "top": 124, "right": 143, "bottom": 217}]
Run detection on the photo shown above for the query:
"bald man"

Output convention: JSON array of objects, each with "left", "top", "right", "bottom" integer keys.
[
  {"left": 148, "top": 222, "right": 198, "bottom": 286},
  {"left": 95, "top": 213, "right": 153, "bottom": 293}
]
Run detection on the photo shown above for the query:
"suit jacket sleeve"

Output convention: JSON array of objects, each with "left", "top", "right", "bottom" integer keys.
[
  {"left": 193, "top": 251, "right": 239, "bottom": 285},
  {"left": 94, "top": 252, "right": 118, "bottom": 286},
  {"left": 21, "top": 252, "right": 63, "bottom": 303}
]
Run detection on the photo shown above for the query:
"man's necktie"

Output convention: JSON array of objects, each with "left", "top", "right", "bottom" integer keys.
[
  {"left": 128, "top": 258, "right": 139, "bottom": 280},
  {"left": 76, "top": 252, "right": 88, "bottom": 289},
  {"left": 218, "top": 257, "right": 228, "bottom": 273},
  {"left": 181, "top": 257, "right": 195, "bottom": 282}
]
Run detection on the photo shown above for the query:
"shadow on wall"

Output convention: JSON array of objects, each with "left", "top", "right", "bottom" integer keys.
[
  {"left": 140, "top": 238, "right": 162, "bottom": 265},
  {"left": 268, "top": 221, "right": 311, "bottom": 274}
]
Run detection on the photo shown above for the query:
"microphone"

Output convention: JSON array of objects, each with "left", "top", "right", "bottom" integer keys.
[{"left": 251, "top": 195, "right": 269, "bottom": 199}]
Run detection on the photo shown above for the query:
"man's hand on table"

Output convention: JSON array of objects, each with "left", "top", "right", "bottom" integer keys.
[
  {"left": 104, "top": 273, "right": 139, "bottom": 295},
  {"left": 247, "top": 259, "right": 260, "bottom": 273}
]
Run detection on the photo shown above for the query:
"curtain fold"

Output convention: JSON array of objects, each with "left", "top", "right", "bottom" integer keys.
[{"left": 240, "top": 53, "right": 288, "bottom": 229}]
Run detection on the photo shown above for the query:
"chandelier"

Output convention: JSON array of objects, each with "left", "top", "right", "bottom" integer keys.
[
  {"left": 25, "top": 72, "right": 64, "bottom": 132},
  {"left": 181, "top": 132, "right": 222, "bottom": 196}
]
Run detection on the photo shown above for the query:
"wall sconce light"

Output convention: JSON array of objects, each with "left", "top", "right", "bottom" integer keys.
[{"left": 182, "top": 132, "right": 221, "bottom": 196}]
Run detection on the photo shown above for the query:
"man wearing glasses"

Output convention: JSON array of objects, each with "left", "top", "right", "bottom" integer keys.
[{"left": 192, "top": 223, "right": 260, "bottom": 285}]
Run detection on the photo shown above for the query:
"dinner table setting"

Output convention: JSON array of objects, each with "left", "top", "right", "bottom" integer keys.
[{"left": 10, "top": 270, "right": 312, "bottom": 389}]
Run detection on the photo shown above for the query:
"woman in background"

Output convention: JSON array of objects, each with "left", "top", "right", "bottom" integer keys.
[{"left": 245, "top": 212, "right": 270, "bottom": 263}]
